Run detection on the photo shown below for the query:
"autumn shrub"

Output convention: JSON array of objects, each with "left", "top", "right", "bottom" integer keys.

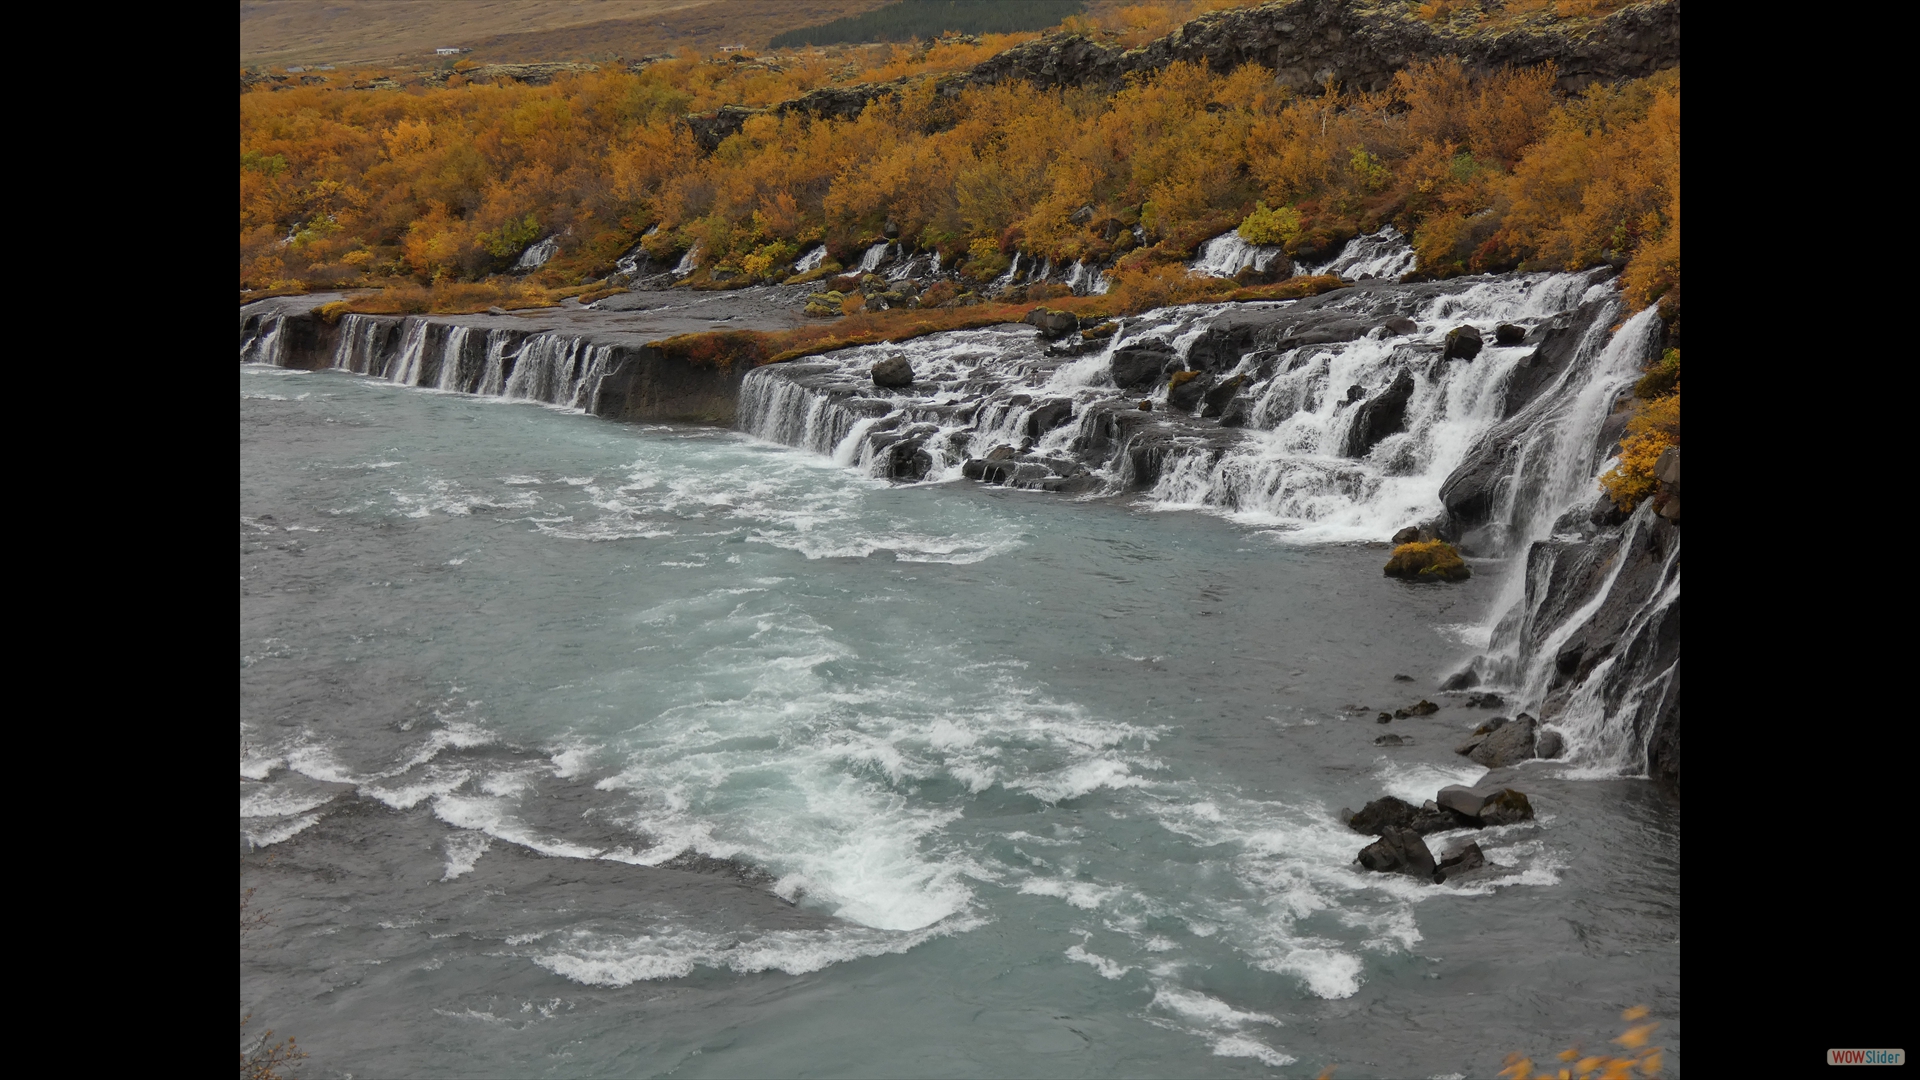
[
  {"left": 242, "top": 44, "right": 1676, "bottom": 326},
  {"left": 1633, "top": 348, "right": 1680, "bottom": 401},
  {"left": 1237, "top": 202, "right": 1301, "bottom": 245},
  {"left": 1599, "top": 392, "right": 1680, "bottom": 512},
  {"left": 918, "top": 280, "right": 960, "bottom": 307}
]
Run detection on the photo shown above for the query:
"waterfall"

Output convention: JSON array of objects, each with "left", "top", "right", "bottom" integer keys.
[
  {"left": 992, "top": 253, "right": 1023, "bottom": 290},
  {"left": 240, "top": 315, "right": 288, "bottom": 366},
  {"left": 673, "top": 242, "right": 703, "bottom": 278},
  {"left": 243, "top": 309, "right": 652, "bottom": 419},
  {"left": 1299, "top": 226, "right": 1418, "bottom": 281},
  {"left": 1190, "top": 233, "right": 1288, "bottom": 278},
  {"left": 857, "top": 242, "right": 894, "bottom": 273},
  {"left": 793, "top": 245, "right": 828, "bottom": 274},
  {"left": 513, "top": 236, "right": 558, "bottom": 272}
]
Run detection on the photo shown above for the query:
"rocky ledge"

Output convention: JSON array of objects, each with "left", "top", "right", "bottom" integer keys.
[{"left": 684, "top": 0, "right": 1681, "bottom": 151}]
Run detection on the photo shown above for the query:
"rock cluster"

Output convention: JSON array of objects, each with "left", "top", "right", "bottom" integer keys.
[{"left": 1343, "top": 782, "right": 1534, "bottom": 884}]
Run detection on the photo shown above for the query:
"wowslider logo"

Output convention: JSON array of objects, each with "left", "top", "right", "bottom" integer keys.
[{"left": 1829, "top": 1049, "right": 1905, "bottom": 1065}]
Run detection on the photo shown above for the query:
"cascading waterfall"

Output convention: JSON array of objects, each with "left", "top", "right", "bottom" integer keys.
[
  {"left": 1190, "top": 233, "right": 1288, "bottom": 278},
  {"left": 1298, "top": 226, "right": 1420, "bottom": 281},
  {"left": 672, "top": 242, "right": 703, "bottom": 278},
  {"left": 240, "top": 315, "right": 288, "bottom": 366},
  {"left": 792, "top": 245, "right": 828, "bottom": 274},
  {"left": 857, "top": 241, "right": 894, "bottom": 273},
  {"left": 247, "top": 312, "right": 640, "bottom": 416},
  {"left": 740, "top": 266, "right": 1675, "bottom": 781}
]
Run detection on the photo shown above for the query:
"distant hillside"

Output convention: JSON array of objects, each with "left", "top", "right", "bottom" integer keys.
[
  {"left": 771, "top": 0, "right": 1087, "bottom": 48},
  {"left": 240, "top": 0, "right": 894, "bottom": 66}
]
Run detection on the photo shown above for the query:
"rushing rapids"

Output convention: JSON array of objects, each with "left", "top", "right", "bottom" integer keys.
[{"left": 238, "top": 230, "right": 1677, "bottom": 789}]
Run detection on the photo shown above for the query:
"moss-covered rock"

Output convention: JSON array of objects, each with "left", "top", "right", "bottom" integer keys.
[{"left": 1384, "top": 540, "right": 1471, "bottom": 582}]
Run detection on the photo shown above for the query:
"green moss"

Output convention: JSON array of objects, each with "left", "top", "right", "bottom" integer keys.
[{"left": 1384, "top": 540, "right": 1471, "bottom": 582}]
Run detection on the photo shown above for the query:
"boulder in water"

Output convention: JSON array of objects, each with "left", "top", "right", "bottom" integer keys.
[
  {"left": 1377, "top": 711, "right": 1394, "bottom": 723},
  {"left": 1111, "top": 342, "right": 1177, "bottom": 388},
  {"left": 1024, "top": 307, "right": 1079, "bottom": 339},
  {"left": 1348, "top": 795, "right": 1420, "bottom": 835},
  {"left": 1436, "top": 783, "right": 1535, "bottom": 825},
  {"left": 1374, "top": 733, "right": 1411, "bottom": 745},
  {"left": 1167, "top": 371, "right": 1212, "bottom": 412},
  {"left": 1201, "top": 374, "right": 1246, "bottom": 418},
  {"left": 1025, "top": 399, "right": 1075, "bottom": 438},
  {"left": 1381, "top": 315, "right": 1418, "bottom": 336},
  {"left": 1345, "top": 369, "right": 1416, "bottom": 457},
  {"left": 871, "top": 355, "right": 914, "bottom": 387},
  {"left": 1469, "top": 714, "right": 1536, "bottom": 767},
  {"left": 1536, "top": 728, "right": 1566, "bottom": 759},
  {"left": 1217, "top": 397, "right": 1251, "bottom": 427},
  {"left": 1356, "top": 826, "right": 1442, "bottom": 882},
  {"left": 1437, "top": 841, "right": 1488, "bottom": 876},
  {"left": 1392, "top": 526, "right": 1421, "bottom": 545},
  {"left": 985, "top": 444, "right": 1017, "bottom": 461},
  {"left": 1464, "top": 691, "right": 1504, "bottom": 708},
  {"left": 1440, "top": 667, "right": 1480, "bottom": 691},
  {"left": 1384, "top": 541, "right": 1471, "bottom": 582},
  {"left": 1443, "top": 325, "right": 1484, "bottom": 361},
  {"left": 1393, "top": 699, "right": 1439, "bottom": 717},
  {"left": 885, "top": 439, "right": 933, "bottom": 481},
  {"left": 1393, "top": 673, "right": 1415, "bottom": 682},
  {"left": 1494, "top": 323, "right": 1526, "bottom": 345}
]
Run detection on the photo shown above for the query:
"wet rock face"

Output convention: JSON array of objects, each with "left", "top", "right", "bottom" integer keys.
[
  {"left": 1110, "top": 342, "right": 1178, "bottom": 389},
  {"left": 1344, "top": 368, "right": 1416, "bottom": 457}
]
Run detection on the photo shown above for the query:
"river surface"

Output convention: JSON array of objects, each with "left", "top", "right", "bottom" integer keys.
[{"left": 240, "top": 362, "right": 1679, "bottom": 1078}]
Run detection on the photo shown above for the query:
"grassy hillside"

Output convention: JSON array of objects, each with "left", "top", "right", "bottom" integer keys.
[
  {"left": 239, "top": 0, "right": 894, "bottom": 66},
  {"left": 770, "top": 0, "right": 1087, "bottom": 48}
]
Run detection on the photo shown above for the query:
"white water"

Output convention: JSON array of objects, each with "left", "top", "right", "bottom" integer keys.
[
  {"left": 1146, "top": 272, "right": 1607, "bottom": 540},
  {"left": 1299, "top": 225, "right": 1419, "bottom": 281},
  {"left": 857, "top": 241, "right": 894, "bottom": 273},
  {"left": 513, "top": 236, "right": 559, "bottom": 271},
  {"left": 792, "top": 244, "right": 827, "bottom": 274},
  {"left": 1190, "top": 233, "right": 1289, "bottom": 278},
  {"left": 672, "top": 241, "right": 703, "bottom": 278}
]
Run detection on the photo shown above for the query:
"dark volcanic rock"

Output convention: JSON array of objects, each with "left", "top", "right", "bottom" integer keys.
[
  {"left": 1374, "top": 733, "right": 1410, "bottom": 746},
  {"left": 1494, "top": 323, "right": 1527, "bottom": 345},
  {"left": 1437, "top": 841, "right": 1487, "bottom": 876},
  {"left": 1391, "top": 526, "right": 1421, "bottom": 545},
  {"left": 1535, "top": 728, "right": 1566, "bottom": 759},
  {"left": 1025, "top": 399, "right": 1075, "bottom": 438},
  {"left": 1110, "top": 342, "right": 1178, "bottom": 388},
  {"left": 1025, "top": 307, "right": 1079, "bottom": 339},
  {"left": 871, "top": 355, "right": 914, "bottom": 387},
  {"left": 1436, "top": 784, "right": 1535, "bottom": 825},
  {"left": 1468, "top": 714, "right": 1536, "bottom": 767},
  {"left": 1217, "top": 397, "right": 1252, "bottom": 427},
  {"left": 1443, "top": 324, "right": 1484, "bottom": 361},
  {"left": 1167, "top": 372, "right": 1213, "bottom": 412},
  {"left": 1348, "top": 795, "right": 1419, "bottom": 836},
  {"left": 1200, "top": 374, "right": 1247, "bottom": 418},
  {"left": 1381, "top": 315, "right": 1418, "bottom": 336},
  {"left": 1440, "top": 667, "right": 1480, "bottom": 691},
  {"left": 1356, "top": 826, "right": 1440, "bottom": 881},
  {"left": 1344, "top": 369, "right": 1416, "bottom": 457}
]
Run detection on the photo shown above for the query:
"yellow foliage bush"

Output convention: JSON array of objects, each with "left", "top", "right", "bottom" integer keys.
[{"left": 1599, "top": 393, "right": 1680, "bottom": 512}]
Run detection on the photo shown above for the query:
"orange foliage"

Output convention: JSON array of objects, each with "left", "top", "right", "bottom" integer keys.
[{"left": 242, "top": 45, "right": 1677, "bottom": 323}]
